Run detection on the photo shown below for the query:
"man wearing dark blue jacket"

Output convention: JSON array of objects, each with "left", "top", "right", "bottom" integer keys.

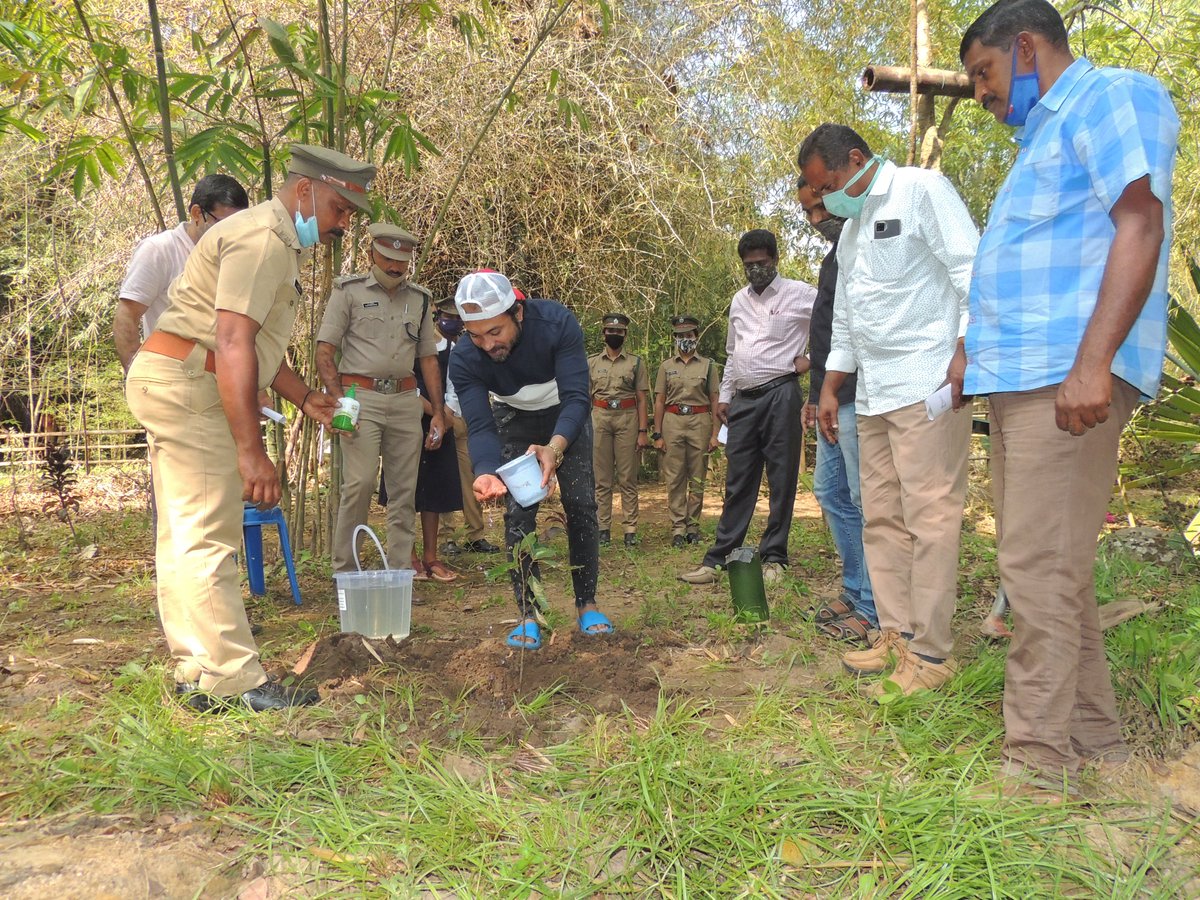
[{"left": 448, "top": 271, "right": 614, "bottom": 650}]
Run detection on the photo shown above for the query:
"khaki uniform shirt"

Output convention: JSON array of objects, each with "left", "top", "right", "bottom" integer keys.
[
  {"left": 156, "top": 197, "right": 304, "bottom": 390},
  {"left": 588, "top": 350, "right": 648, "bottom": 402},
  {"left": 655, "top": 353, "right": 718, "bottom": 407},
  {"left": 317, "top": 275, "right": 436, "bottom": 378}
]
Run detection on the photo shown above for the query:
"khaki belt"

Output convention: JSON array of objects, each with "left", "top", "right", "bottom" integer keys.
[
  {"left": 593, "top": 396, "right": 637, "bottom": 410},
  {"left": 666, "top": 403, "right": 710, "bottom": 415},
  {"left": 140, "top": 331, "right": 215, "bottom": 373},
  {"left": 341, "top": 373, "right": 417, "bottom": 395}
]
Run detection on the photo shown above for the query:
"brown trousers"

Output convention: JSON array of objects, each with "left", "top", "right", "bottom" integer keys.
[
  {"left": 661, "top": 412, "right": 710, "bottom": 535},
  {"left": 857, "top": 400, "right": 972, "bottom": 659},
  {"left": 439, "top": 412, "right": 486, "bottom": 543},
  {"left": 991, "top": 379, "right": 1139, "bottom": 778},
  {"left": 592, "top": 406, "right": 639, "bottom": 532},
  {"left": 125, "top": 349, "right": 267, "bottom": 696}
]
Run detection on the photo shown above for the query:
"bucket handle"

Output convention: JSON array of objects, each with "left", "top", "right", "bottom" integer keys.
[{"left": 352, "top": 524, "right": 390, "bottom": 571}]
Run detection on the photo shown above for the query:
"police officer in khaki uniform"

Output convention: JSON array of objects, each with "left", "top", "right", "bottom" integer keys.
[
  {"left": 652, "top": 315, "right": 721, "bottom": 548},
  {"left": 588, "top": 313, "right": 649, "bottom": 546},
  {"left": 316, "top": 224, "right": 446, "bottom": 574},
  {"left": 125, "top": 143, "right": 370, "bottom": 711}
]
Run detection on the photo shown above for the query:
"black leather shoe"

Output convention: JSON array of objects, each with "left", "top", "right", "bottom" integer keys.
[
  {"left": 671, "top": 534, "right": 685, "bottom": 549},
  {"left": 240, "top": 679, "right": 319, "bottom": 712},
  {"left": 598, "top": 530, "right": 611, "bottom": 546},
  {"left": 463, "top": 539, "right": 500, "bottom": 553},
  {"left": 686, "top": 532, "right": 702, "bottom": 544},
  {"left": 624, "top": 533, "right": 638, "bottom": 547}
]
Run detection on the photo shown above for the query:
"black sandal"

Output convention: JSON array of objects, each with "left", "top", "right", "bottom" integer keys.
[
  {"left": 810, "top": 594, "right": 856, "bottom": 625},
  {"left": 817, "top": 612, "right": 872, "bottom": 644}
]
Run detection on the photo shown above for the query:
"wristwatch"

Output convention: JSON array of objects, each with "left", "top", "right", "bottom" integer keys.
[
  {"left": 650, "top": 431, "right": 662, "bottom": 441},
  {"left": 550, "top": 443, "right": 565, "bottom": 469}
]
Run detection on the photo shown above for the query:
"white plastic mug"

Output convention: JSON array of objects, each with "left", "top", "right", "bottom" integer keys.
[{"left": 496, "top": 452, "right": 550, "bottom": 508}]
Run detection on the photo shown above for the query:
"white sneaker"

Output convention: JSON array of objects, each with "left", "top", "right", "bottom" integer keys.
[{"left": 762, "top": 562, "right": 786, "bottom": 584}]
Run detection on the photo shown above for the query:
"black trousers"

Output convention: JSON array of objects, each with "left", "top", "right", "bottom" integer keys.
[
  {"left": 703, "top": 378, "right": 803, "bottom": 568},
  {"left": 496, "top": 404, "right": 600, "bottom": 615}
]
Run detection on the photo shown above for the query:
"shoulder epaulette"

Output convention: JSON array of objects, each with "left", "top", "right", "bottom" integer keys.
[{"left": 332, "top": 273, "right": 369, "bottom": 288}]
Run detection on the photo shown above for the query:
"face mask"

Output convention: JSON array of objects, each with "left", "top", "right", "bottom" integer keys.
[
  {"left": 1005, "top": 43, "right": 1041, "bottom": 127},
  {"left": 437, "top": 316, "right": 464, "bottom": 338},
  {"left": 822, "top": 157, "right": 883, "bottom": 220},
  {"left": 293, "top": 188, "right": 319, "bottom": 248},
  {"left": 744, "top": 262, "right": 777, "bottom": 291},
  {"left": 604, "top": 333, "right": 626, "bottom": 350},
  {"left": 372, "top": 265, "right": 405, "bottom": 291},
  {"left": 814, "top": 216, "right": 846, "bottom": 243},
  {"left": 675, "top": 337, "right": 698, "bottom": 354}
]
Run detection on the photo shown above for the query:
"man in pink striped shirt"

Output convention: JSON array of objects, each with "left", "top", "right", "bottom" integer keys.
[{"left": 680, "top": 230, "right": 815, "bottom": 585}]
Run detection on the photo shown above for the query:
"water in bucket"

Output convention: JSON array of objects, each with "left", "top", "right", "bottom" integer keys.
[
  {"left": 496, "top": 452, "right": 550, "bottom": 507},
  {"left": 334, "top": 525, "right": 415, "bottom": 639}
]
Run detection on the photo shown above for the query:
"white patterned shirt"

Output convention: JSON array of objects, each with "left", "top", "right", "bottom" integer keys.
[
  {"left": 118, "top": 222, "right": 195, "bottom": 336},
  {"left": 719, "top": 275, "right": 816, "bottom": 403},
  {"left": 826, "top": 161, "right": 978, "bottom": 416}
]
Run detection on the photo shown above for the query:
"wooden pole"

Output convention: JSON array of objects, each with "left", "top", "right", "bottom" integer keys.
[{"left": 861, "top": 65, "right": 973, "bottom": 99}]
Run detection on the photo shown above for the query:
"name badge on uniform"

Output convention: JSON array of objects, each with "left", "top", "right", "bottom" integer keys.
[{"left": 363, "top": 301, "right": 380, "bottom": 309}]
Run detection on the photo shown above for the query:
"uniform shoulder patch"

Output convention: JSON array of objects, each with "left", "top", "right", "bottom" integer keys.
[{"left": 333, "top": 273, "right": 369, "bottom": 288}]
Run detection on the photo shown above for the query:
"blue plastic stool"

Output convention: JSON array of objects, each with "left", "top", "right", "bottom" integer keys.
[{"left": 242, "top": 505, "right": 302, "bottom": 605}]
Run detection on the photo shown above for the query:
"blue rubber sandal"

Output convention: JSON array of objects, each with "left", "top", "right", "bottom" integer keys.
[
  {"left": 506, "top": 619, "right": 542, "bottom": 650},
  {"left": 578, "top": 610, "right": 614, "bottom": 636}
]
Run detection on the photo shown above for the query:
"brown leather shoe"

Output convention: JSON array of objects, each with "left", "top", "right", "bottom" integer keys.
[
  {"left": 867, "top": 649, "right": 958, "bottom": 697},
  {"left": 842, "top": 630, "right": 907, "bottom": 675}
]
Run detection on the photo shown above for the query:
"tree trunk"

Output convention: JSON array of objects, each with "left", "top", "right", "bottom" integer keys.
[{"left": 147, "top": 0, "right": 185, "bottom": 221}]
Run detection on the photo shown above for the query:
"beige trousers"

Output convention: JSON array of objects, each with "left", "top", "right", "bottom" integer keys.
[
  {"left": 125, "top": 349, "right": 267, "bottom": 697},
  {"left": 592, "top": 406, "right": 639, "bottom": 532},
  {"left": 857, "top": 400, "right": 971, "bottom": 659},
  {"left": 991, "top": 379, "right": 1139, "bottom": 778},
  {"left": 332, "top": 388, "right": 422, "bottom": 572},
  {"left": 439, "top": 412, "right": 486, "bottom": 543},
  {"left": 661, "top": 412, "right": 710, "bottom": 535}
]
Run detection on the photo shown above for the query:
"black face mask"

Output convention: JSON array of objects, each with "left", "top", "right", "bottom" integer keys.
[
  {"left": 814, "top": 217, "right": 847, "bottom": 243},
  {"left": 437, "top": 316, "right": 464, "bottom": 338},
  {"left": 744, "top": 262, "right": 777, "bottom": 291},
  {"left": 604, "top": 333, "right": 626, "bottom": 350}
]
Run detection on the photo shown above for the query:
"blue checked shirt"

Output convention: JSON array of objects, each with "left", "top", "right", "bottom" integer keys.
[{"left": 964, "top": 59, "right": 1179, "bottom": 399}]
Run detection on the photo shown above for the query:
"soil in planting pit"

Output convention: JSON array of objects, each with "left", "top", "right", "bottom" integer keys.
[{"left": 291, "top": 629, "right": 678, "bottom": 718}]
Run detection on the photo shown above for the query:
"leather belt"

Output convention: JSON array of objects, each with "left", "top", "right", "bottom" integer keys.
[
  {"left": 341, "top": 373, "right": 417, "bottom": 395},
  {"left": 666, "top": 403, "right": 710, "bottom": 415},
  {"left": 737, "top": 373, "right": 797, "bottom": 399},
  {"left": 140, "top": 331, "right": 215, "bottom": 373},
  {"left": 593, "top": 396, "right": 637, "bottom": 410}
]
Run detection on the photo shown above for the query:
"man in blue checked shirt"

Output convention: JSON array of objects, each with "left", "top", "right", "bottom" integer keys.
[{"left": 961, "top": 0, "right": 1179, "bottom": 797}]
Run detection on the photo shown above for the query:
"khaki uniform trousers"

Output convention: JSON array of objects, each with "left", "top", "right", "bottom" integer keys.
[
  {"left": 125, "top": 349, "right": 267, "bottom": 697},
  {"left": 857, "top": 400, "right": 971, "bottom": 660},
  {"left": 661, "top": 412, "right": 710, "bottom": 536},
  {"left": 333, "top": 388, "right": 422, "bottom": 572},
  {"left": 992, "top": 379, "right": 1139, "bottom": 779},
  {"left": 592, "top": 406, "right": 639, "bottom": 532},
  {"left": 439, "top": 412, "right": 486, "bottom": 543}
]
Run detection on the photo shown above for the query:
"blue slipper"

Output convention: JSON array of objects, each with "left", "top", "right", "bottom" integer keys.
[
  {"left": 506, "top": 619, "right": 542, "bottom": 650},
  {"left": 578, "top": 610, "right": 614, "bottom": 636}
]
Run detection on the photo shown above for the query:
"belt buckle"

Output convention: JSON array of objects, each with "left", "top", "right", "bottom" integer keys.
[
  {"left": 678, "top": 404, "right": 692, "bottom": 415},
  {"left": 375, "top": 377, "right": 397, "bottom": 395},
  {"left": 607, "top": 399, "right": 621, "bottom": 410}
]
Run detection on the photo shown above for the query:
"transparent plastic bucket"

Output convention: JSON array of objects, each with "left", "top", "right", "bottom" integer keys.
[
  {"left": 333, "top": 525, "right": 414, "bottom": 639},
  {"left": 496, "top": 451, "right": 550, "bottom": 508}
]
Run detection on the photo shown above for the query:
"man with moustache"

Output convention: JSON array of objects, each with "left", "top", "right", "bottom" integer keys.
[
  {"left": 126, "top": 144, "right": 370, "bottom": 711},
  {"left": 317, "top": 224, "right": 447, "bottom": 575}
]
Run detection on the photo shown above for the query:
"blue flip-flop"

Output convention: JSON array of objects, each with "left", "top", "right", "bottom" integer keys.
[
  {"left": 578, "top": 610, "right": 614, "bottom": 636},
  {"left": 506, "top": 619, "right": 542, "bottom": 650}
]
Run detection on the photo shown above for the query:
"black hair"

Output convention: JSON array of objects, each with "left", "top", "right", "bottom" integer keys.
[
  {"left": 190, "top": 174, "right": 250, "bottom": 214},
  {"left": 737, "top": 229, "right": 777, "bottom": 261},
  {"left": 960, "top": 0, "right": 1069, "bottom": 61},
  {"left": 796, "top": 123, "right": 873, "bottom": 172},
  {"left": 795, "top": 174, "right": 809, "bottom": 192}
]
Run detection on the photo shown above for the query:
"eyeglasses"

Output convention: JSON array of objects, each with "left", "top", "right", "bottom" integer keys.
[{"left": 201, "top": 210, "right": 235, "bottom": 224}]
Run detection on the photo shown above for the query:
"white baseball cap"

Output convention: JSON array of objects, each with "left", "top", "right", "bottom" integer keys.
[{"left": 454, "top": 271, "right": 518, "bottom": 321}]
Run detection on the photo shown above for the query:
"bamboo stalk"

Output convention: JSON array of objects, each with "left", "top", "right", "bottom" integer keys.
[
  {"left": 147, "top": 0, "right": 185, "bottom": 221},
  {"left": 861, "top": 65, "right": 973, "bottom": 98}
]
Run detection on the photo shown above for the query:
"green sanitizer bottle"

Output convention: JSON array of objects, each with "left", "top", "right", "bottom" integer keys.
[{"left": 332, "top": 383, "right": 360, "bottom": 432}]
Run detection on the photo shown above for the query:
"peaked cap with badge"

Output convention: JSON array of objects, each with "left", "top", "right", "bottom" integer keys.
[
  {"left": 369, "top": 223, "right": 418, "bottom": 262},
  {"left": 289, "top": 143, "right": 376, "bottom": 213},
  {"left": 602, "top": 313, "right": 630, "bottom": 330}
]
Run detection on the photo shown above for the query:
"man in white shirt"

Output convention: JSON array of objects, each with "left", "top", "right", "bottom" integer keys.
[
  {"left": 114, "top": 175, "right": 250, "bottom": 371},
  {"left": 679, "top": 229, "right": 815, "bottom": 585},
  {"left": 799, "top": 124, "right": 977, "bottom": 697}
]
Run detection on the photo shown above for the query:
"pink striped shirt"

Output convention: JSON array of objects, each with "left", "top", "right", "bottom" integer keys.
[{"left": 719, "top": 275, "right": 816, "bottom": 403}]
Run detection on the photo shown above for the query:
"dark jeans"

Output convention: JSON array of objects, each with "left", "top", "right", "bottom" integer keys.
[
  {"left": 703, "top": 378, "right": 803, "bottom": 568},
  {"left": 496, "top": 404, "right": 600, "bottom": 616}
]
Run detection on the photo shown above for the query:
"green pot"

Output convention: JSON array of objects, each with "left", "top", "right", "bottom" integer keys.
[{"left": 726, "top": 546, "right": 770, "bottom": 623}]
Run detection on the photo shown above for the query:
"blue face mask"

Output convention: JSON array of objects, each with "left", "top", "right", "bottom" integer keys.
[
  {"left": 1004, "top": 43, "right": 1041, "bottom": 127},
  {"left": 293, "top": 190, "right": 319, "bottom": 248},
  {"left": 822, "top": 157, "right": 883, "bottom": 220}
]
